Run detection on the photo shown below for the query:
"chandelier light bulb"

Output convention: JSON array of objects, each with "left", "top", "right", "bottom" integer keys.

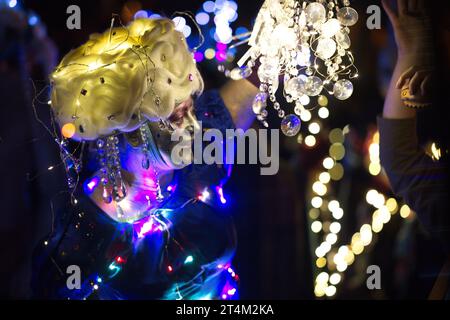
[{"left": 220, "top": 0, "right": 359, "bottom": 137}]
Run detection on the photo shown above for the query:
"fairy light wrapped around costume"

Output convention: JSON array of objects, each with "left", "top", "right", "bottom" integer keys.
[
  {"left": 50, "top": 18, "right": 203, "bottom": 141},
  {"left": 33, "top": 17, "right": 239, "bottom": 300}
]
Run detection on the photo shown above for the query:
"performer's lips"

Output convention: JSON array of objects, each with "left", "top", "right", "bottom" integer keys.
[{"left": 168, "top": 99, "right": 194, "bottom": 128}]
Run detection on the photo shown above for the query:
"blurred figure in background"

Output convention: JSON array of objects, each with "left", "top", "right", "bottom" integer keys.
[
  {"left": 379, "top": 0, "right": 450, "bottom": 298},
  {"left": 0, "top": 1, "right": 60, "bottom": 298}
]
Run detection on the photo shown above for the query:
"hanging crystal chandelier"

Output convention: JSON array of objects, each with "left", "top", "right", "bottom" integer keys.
[{"left": 224, "top": 0, "right": 359, "bottom": 136}]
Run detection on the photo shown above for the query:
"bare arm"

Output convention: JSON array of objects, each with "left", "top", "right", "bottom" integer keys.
[
  {"left": 381, "top": 0, "right": 434, "bottom": 119},
  {"left": 379, "top": 0, "right": 450, "bottom": 252},
  {"left": 219, "top": 79, "right": 258, "bottom": 130}
]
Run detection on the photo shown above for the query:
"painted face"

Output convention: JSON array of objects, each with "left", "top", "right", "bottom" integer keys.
[
  {"left": 123, "top": 97, "right": 198, "bottom": 174},
  {"left": 89, "top": 97, "right": 199, "bottom": 223}
]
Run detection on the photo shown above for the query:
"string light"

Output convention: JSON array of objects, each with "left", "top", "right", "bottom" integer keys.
[
  {"left": 322, "top": 157, "right": 334, "bottom": 170},
  {"left": 308, "top": 122, "right": 321, "bottom": 135},
  {"left": 184, "top": 255, "right": 194, "bottom": 264},
  {"left": 304, "top": 135, "right": 317, "bottom": 147},
  {"left": 311, "top": 221, "right": 323, "bottom": 233},
  {"left": 310, "top": 129, "right": 415, "bottom": 298},
  {"left": 400, "top": 204, "right": 411, "bottom": 219},
  {"left": 318, "top": 107, "right": 330, "bottom": 119}
]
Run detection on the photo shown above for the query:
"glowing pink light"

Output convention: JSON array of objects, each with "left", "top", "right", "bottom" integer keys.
[
  {"left": 87, "top": 180, "right": 97, "bottom": 191},
  {"left": 137, "top": 219, "right": 154, "bottom": 238},
  {"left": 220, "top": 280, "right": 237, "bottom": 300},
  {"left": 216, "top": 186, "right": 227, "bottom": 204},
  {"left": 133, "top": 215, "right": 160, "bottom": 238},
  {"left": 215, "top": 51, "right": 227, "bottom": 62},
  {"left": 84, "top": 176, "right": 100, "bottom": 194},
  {"left": 144, "top": 177, "right": 156, "bottom": 187},
  {"left": 194, "top": 51, "right": 204, "bottom": 62}
]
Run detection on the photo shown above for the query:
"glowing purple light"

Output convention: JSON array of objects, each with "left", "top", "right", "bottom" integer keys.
[
  {"left": 138, "top": 220, "right": 153, "bottom": 238},
  {"left": 195, "top": 12, "right": 210, "bottom": 25},
  {"left": 194, "top": 51, "right": 204, "bottom": 63},
  {"left": 203, "top": 1, "right": 215, "bottom": 13},
  {"left": 133, "top": 216, "right": 159, "bottom": 238},
  {"left": 216, "top": 42, "right": 227, "bottom": 51},
  {"left": 220, "top": 280, "right": 237, "bottom": 300},
  {"left": 134, "top": 10, "right": 148, "bottom": 19}
]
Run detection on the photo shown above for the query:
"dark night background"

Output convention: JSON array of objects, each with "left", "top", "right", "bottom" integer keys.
[{"left": 0, "top": 0, "right": 449, "bottom": 299}]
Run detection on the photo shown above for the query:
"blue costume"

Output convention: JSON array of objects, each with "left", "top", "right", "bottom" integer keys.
[{"left": 32, "top": 90, "right": 239, "bottom": 300}]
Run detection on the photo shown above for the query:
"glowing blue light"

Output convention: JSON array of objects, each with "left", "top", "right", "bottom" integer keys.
[
  {"left": 195, "top": 12, "right": 210, "bottom": 25},
  {"left": 108, "top": 262, "right": 121, "bottom": 278},
  {"left": 203, "top": 1, "right": 215, "bottom": 13},
  {"left": 8, "top": 0, "right": 17, "bottom": 8},
  {"left": 184, "top": 255, "right": 194, "bottom": 264},
  {"left": 209, "top": 27, "right": 216, "bottom": 39},
  {"left": 28, "top": 15, "right": 38, "bottom": 26},
  {"left": 96, "top": 277, "right": 102, "bottom": 283},
  {"left": 215, "top": 0, "right": 226, "bottom": 10},
  {"left": 149, "top": 13, "right": 161, "bottom": 19},
  {"left": 134, "top": 10, "right": 148, "bottom": 19},
  {"left": 235, "top": 26, "right": 248, "bottom": 36}
]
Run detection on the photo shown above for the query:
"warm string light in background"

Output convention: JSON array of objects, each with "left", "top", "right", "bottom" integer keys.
[
  {"left": 366, "top": 131, "right": 381, "bottom": 176},
  {"left": 308, "top": 129, "right": 415, "bottom": 298}
]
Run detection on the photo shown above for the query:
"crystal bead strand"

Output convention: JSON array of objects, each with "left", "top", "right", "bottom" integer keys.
[
  {"left": 97, "top": 138, "right": 112, "bottom": 203},
  {"left": 140, "top": 124, "right": 164, "bottom": 203},
  {"left": 106, "top": 135, "right": 127, "bottom": 203}
]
